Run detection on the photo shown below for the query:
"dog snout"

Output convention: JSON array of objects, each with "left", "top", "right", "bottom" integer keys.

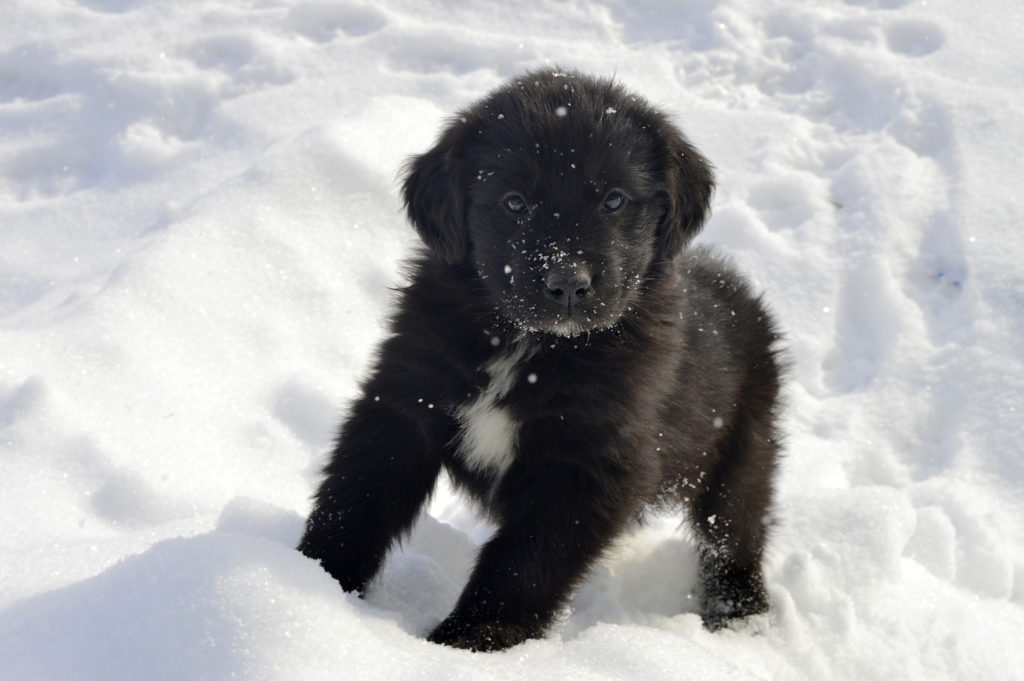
[{"left": 544, "top": 267, "right": 592, "bottom": 309}]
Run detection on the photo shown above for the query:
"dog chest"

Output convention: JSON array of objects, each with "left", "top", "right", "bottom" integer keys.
[{"left": 453, "top": 342, "right": 534, "bottom": 477}]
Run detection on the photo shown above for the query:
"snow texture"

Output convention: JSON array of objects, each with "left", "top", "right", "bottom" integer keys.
[{"left": 1, "top": 0, "right": 1022, "bottom": 679}]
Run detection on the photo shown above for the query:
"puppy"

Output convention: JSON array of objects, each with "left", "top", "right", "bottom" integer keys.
[{"left": 298, "top": 68, "right": 783, "bottom": 652}]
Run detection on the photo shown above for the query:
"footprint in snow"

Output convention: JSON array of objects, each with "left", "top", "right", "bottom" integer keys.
[
  {"left": 0, "top": 45, "right": 64, "bottom": 104},
  {"left": 746, "top": 178, "right": 819, "bottom": 232},
  {"left": 884, "top": 19, "right": 946, "bottom": 58},
  {"left": 74, "top": 0, "right": 143, "bottom": 14},
  {"left": 184, "top": 34, "right": 258, "bottom": 74},
  {"left": 286, "top": 2, "right": 388, "bottom": 43},
  {"left": 841, "top": 0, "right": 911, "bottom": 9}
]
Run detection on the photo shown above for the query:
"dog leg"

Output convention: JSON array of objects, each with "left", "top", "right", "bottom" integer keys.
[
  {"left": 690, "top": 414, "right": 778, "bottom": 630},
  {"left": 298, "top": 394, "right": 445, "bottom": 595},
  {"left": 429, "top": 455, "right": 642, "bottom": 651}
]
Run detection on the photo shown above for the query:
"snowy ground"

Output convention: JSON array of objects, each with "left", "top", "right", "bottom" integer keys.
[{"left": 2, "top": 0, "right": 1023, "bottom": 679}]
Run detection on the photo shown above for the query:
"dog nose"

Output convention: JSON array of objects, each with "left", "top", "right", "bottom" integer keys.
[{"left": 544, "top": 267, "right": 592, "bottom": 307}]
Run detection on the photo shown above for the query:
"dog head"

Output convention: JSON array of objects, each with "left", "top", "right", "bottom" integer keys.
[{"left": 402, "top": 69, "right": 714, "bottom": 336}]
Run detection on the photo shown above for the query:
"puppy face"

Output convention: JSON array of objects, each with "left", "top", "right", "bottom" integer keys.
[{"left": 403, "top": 70, "right": 714, "bottom": 336}]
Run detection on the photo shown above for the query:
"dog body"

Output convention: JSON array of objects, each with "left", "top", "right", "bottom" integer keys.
[{"left": 299, "top": 70, "right": 782, "bottom": 651}]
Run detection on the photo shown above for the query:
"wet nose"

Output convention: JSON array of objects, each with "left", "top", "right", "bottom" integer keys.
[{"left": 544, "top": 267, "right": 592, "bottom": 308}]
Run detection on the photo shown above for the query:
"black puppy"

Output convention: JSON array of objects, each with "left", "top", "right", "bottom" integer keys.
[{"left": 299, "top": 69, "right": 783, "bottom": 651}]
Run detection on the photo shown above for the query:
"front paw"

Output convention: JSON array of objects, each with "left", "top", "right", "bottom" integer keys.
[
  {"left": 428, "top": 615, "right": 540, "bottom": 652},
  {"left": 700, "top": 583, "right": 769, "bottom": 631}
]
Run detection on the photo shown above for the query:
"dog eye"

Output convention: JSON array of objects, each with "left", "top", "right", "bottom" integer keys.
[
  {"left": 503, "top": 193, "right": 528, "bottom": 214},
  {"left": 602, "top": 191, "right": 626, "bottom": 212}
]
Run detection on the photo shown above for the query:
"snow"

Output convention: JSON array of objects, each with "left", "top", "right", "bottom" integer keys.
[{"left": 1, "top": 0, "right": 1022, "bottom": 679}]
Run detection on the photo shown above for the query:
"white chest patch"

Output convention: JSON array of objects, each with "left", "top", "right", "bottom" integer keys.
[{"left": 454, "top": 342, "right": 532, "bottom": 477}]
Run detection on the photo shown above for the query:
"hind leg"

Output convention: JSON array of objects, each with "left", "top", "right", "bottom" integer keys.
[{"left": 689, "top": 416, "right": 778, "bottom": 630}]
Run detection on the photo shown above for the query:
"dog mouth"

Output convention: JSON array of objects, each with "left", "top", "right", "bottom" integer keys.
[
  {"left": 545, "top": 318, "right": 598, "bottom": 338},
  {"left": 500, "top": 275, "right": 625, "bottom": 338},
  {"left": 515, "top": 314, "right": 609, "bottom": 338},
  {"left": 479, "top": 251, "right": 637, "bottom": 338}
]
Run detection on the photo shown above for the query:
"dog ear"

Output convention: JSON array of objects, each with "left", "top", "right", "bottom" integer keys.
[
  {"left": 401, "top": 125, "right": 468, "bottom": 264},
  {"left": 657, "top": 120, "right": 715, "bottom": 259}
]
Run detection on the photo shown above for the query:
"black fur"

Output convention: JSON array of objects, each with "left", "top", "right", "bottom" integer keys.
[{"left": 298, "top": 69, "right": 783, "bottom": 651}]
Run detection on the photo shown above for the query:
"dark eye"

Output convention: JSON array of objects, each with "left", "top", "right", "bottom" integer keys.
[
  {"left": 602, "top": 191, "right": 626, "bottom": 212},
  {"left": 503, "top": 193, "right": 528, "bottom": 214}
]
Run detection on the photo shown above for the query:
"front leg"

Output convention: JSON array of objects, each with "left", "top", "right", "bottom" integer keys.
[
  {"left": 689, "top": 409, "right": 777, "bottom": 630},
  {"left": 429, "top": 449, "right": 648, "bottom": 651},
  {"left": 298, "top": 389, "right": 447, "bottom": 594}
]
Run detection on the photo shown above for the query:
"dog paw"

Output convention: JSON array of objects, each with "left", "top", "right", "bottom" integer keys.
[
  {"left": 427, "top": 615, "right": 540, "bottom": 652},
  {"left": 700, "top": 589, "right": 769, "bottom": 631}
]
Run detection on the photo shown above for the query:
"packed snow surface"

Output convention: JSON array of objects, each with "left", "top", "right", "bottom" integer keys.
[{"left": 2, "top": 0, "right": 1023, "bottom": 679}]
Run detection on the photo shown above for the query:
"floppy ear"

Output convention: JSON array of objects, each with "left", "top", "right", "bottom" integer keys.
[
  {"left": 401, "top": 125, "right": 468, "bottom": 264},
  {"left": 657, "top": 119, "right": 715, "bottom": 259}
]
